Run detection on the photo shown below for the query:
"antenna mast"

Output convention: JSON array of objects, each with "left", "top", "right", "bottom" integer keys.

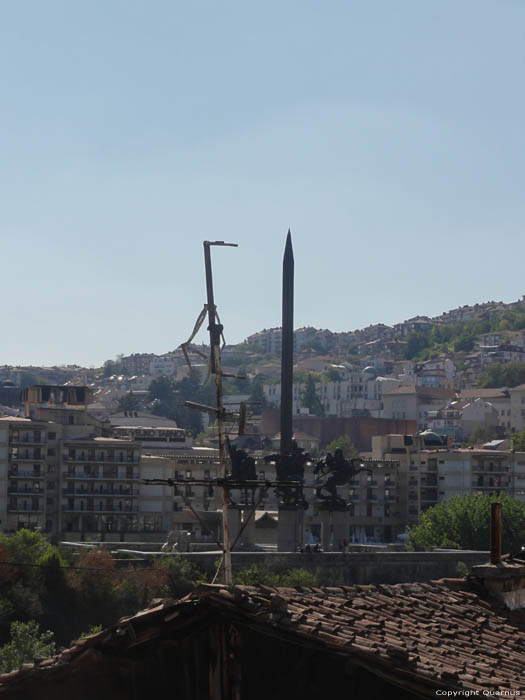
[{"left": 203, "top": 241, "right": 237, "bottom": 586}]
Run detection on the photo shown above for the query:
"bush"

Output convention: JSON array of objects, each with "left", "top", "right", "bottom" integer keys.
[{"left": 0, "top": 621, "right": 55, "bottom": 672}]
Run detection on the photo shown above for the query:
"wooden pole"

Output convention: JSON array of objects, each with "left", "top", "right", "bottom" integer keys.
[{"left": 203, "top": 241, "right": 237, "bottom": 586}]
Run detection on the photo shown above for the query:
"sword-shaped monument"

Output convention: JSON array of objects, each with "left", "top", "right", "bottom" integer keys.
[{"left": 265, "top": 230, "right": 308, "bottom": 551}]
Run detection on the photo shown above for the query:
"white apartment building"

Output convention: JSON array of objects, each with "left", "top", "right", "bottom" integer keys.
[
  {"left": 264, "top": 374, "right": 401, "bottom": 418},
  {"left": 509, "top": 384, "right": 525, "bottom": 434},
  {"left": 459, "top": 389, "right": 512, "bottom": 431}
]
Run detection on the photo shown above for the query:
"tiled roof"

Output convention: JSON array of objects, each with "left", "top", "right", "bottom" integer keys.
[
  {"left": 1, "top": 580, "right": 524, "bottom": 695},
  {"left": 459, "top": 388, "right": 509, "bottom": 399},
  {"left": 384, "top": 386, "right": 455, "bottom": 399}
]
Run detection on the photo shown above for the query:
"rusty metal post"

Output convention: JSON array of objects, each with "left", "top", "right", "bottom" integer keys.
[{"left": 490, "top": 502, "right": 502, "bottom": 565}]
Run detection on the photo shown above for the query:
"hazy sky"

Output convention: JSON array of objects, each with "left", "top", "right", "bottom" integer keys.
[{"left": 1, "top": 1, "right": 524, "bottom": 367}]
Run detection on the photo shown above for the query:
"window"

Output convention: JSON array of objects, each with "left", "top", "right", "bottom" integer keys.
[
  {"left": 68, "top": 416, "right": 74, "bottom": 425},
  {"left": 366, "top": 504, "right": 372, "bottom": 517},
  {"left": 48, "top": 448, "right": 55, "bottom": 457},
  {"left": 48, "top": 432, "right": 56, "bottom": 440}
]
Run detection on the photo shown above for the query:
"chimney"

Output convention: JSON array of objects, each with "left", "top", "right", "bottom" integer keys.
[
  {"left": 490, "top": 502, "right": 502, "bottom": 565},
  {"left": 469, "top": 502, "right": 525, "bottom": 610}
]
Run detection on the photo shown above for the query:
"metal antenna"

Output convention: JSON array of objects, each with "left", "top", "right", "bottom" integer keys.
[{"left": 203, "top": 241, "right": 237, "bottom": 586}]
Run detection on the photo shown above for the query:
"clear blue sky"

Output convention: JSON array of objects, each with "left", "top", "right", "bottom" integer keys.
[{"left": 1, "top": 1, "right": 524, "bottom": 367}]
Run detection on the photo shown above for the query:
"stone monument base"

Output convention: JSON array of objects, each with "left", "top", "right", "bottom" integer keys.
[
  {"left": 318, "top": 503, "right": 351, "bottom": 552},
  {"left": 277, "top": 507, "right": 305, "bottom": 552}
]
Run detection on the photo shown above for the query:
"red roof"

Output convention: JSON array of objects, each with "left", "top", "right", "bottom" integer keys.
[{"left": 2, "top": 580, "right": 524, "bottom": 695}]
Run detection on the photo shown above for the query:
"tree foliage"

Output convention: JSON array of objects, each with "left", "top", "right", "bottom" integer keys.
[
  {"left": 406, "top": 492, "right": 525, "bottom": 553},
  {"left": 0, "top": 621, "right": 55, "bottom": 672},
  {"left": 233, "top": 565, "right": 323, "bottom": 587},
  {"left": 478, "top": 361, "right": 525, "bottom": 388},
  {"left": 324, "top": 435, "right": 358, "bottom": 458},
  {"left": 117, "top": 391, "right": 141, "bottom": 412},
  {"left": 102, "top": 358, "right": 124, "bottom": 378},
  {"left": 467, "top": 424, "right": 501, "bottom": 446},
  {"left": 403, "top": 309, "right": 525, "bottom": 361},
  {"left": 248, "top": 375, "right": 267, "bottom": 416},
  {"left": 511, "top": 428, "right": 525, "bottom": 452},
  {"left": 148, "top": 372, "right": 216, "bottom": 436},
  {"left": 300, "top": 374, "right": 325, "bottom": 416}
]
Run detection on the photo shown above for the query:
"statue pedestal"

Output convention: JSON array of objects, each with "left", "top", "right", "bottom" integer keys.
[
  {"left": 277, "top": 508, "right": 305, "bottom": 552},
  {"left": 240, "top": 509, "right": 256, "bottom": 547},
  {"left": 319, "top": 509, "right": 331, "bottom": 552},
  {"left": 332, "top": 509, "right": 350, "bottom": 551},
  {"left": 228, "top": 507, "right": 242, "bottom": 551},
  {"left": 318, "top": 505, "right": 351, "bottom": 551}
]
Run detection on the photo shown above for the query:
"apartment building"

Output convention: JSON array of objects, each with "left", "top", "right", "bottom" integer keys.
[
  {"left": 480, "top": 344, "right": 525, "bottom": 366},
  {"left": 263, "top": 373, "right": 401, "bottom": 418},
  {"left": 343, "top": 460, "right": 405, "bottom": 544},
  {"left": 120, "top": 353, "right": 156, "bottom": 376},
  {"left": 371, "top": 433, "right": 525, "bottom": 530},
  {"left": 0, "top": 417, "right": 52, "bottom": 533},
  {"left": 61, "top": 437, "right": 141, "bottom": 536},
  {"left": 0, "top": 386, "right": 143, "bottom": 537},
  {"left": 140, "top": 449, "right": 221, "bottom": 536},
  {"left": 459, "top": 388, "right": 511, "bottom": 431},
  {"left": 382, "top": 386, "right": 455, "bottom": 429},
  {"left": 509, "top": 384, "right": 525, "bottom": 433}
]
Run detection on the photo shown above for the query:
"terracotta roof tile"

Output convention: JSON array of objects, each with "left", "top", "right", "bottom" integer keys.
[{"left": 1, "top": 580, "right": 525, "bottom": 695}]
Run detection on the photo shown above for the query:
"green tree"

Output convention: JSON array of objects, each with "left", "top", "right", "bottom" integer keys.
[
  {"left": 467, "top": 424, "right": 501, "bottom": 446},
  {"left": 234, "top": 564, "right": 280, "bottom": 586},
  {"left": 102, "top": 357, "right": 123, "bottom": 377},
  {"left": 478, "top": 361, "right": 525, "bottom": 388},
  {"left": 117, "top": 391, "right": 140, "bottom": 412},
  {"left": 406, "top": 492, "right": 525, "bottom": 553},
  {"left": 248, "top": 375, "right": 267, "bottom": 416},
  {"left": 0, "top": 621, "right": 55, "bottom": 672},
  {"left": 511, "top": 428, "right": 525, "bottom": 451},
  {"left": 300, "top": 374, "right": 325, "bottom": 416},
  {"left": 324, "top": 435, "right": 358, "bottom": 458},
  {"left": 280, "top": 568, "right": 323, "bottom": 587},
  {"left": 149, "top": 375, "right": 177, "bottom": 402}
]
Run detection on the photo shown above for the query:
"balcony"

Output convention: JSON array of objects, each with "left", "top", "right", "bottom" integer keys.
[
  {"left": 64, "top": 472, "right": 140, "bottom": 480},
  {"left": 9, "top": 437, "right": 46, "bottom": 445},
  {"left": 474, "top": 484, "right": 510, "bottom": 491},
  {"left": 8, "top": 470, "right": 42, "bottom": 478},
  {"left": 62, "top": 487, "right": 139, "bottom": 496},
  {"left": 8, "top": 505, "right": 43, "bottom": 513},
  {"left": 9, "top": 453, "right": 45, "bottom": 462},
  {"left": 61, "top": 505, "right": 139, "bottom": 513},
  {"left": 8, "top": 487, "right": 42, "bottom": 495},
  {"left": 472, "top": 465, "right": 509, "bottom": 473},
  {"left": 62, "top": 455, "right": 140, "bottom": 464}
]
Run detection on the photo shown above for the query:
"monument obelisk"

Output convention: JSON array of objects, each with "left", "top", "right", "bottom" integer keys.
[
  {"left": 280, "top": 230, "right": 294, "bottom": 458},
  {"left": 277, "top": 230, "right": 306, "bottom": 551}
]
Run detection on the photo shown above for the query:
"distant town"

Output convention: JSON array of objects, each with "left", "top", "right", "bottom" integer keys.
[{"left": 2, "top": 294, "right": 525, "bottom": 545}]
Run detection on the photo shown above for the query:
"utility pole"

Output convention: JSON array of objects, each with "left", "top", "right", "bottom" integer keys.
[{"left": 203, "top": 241, "right": 237, "bottom": 586}]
